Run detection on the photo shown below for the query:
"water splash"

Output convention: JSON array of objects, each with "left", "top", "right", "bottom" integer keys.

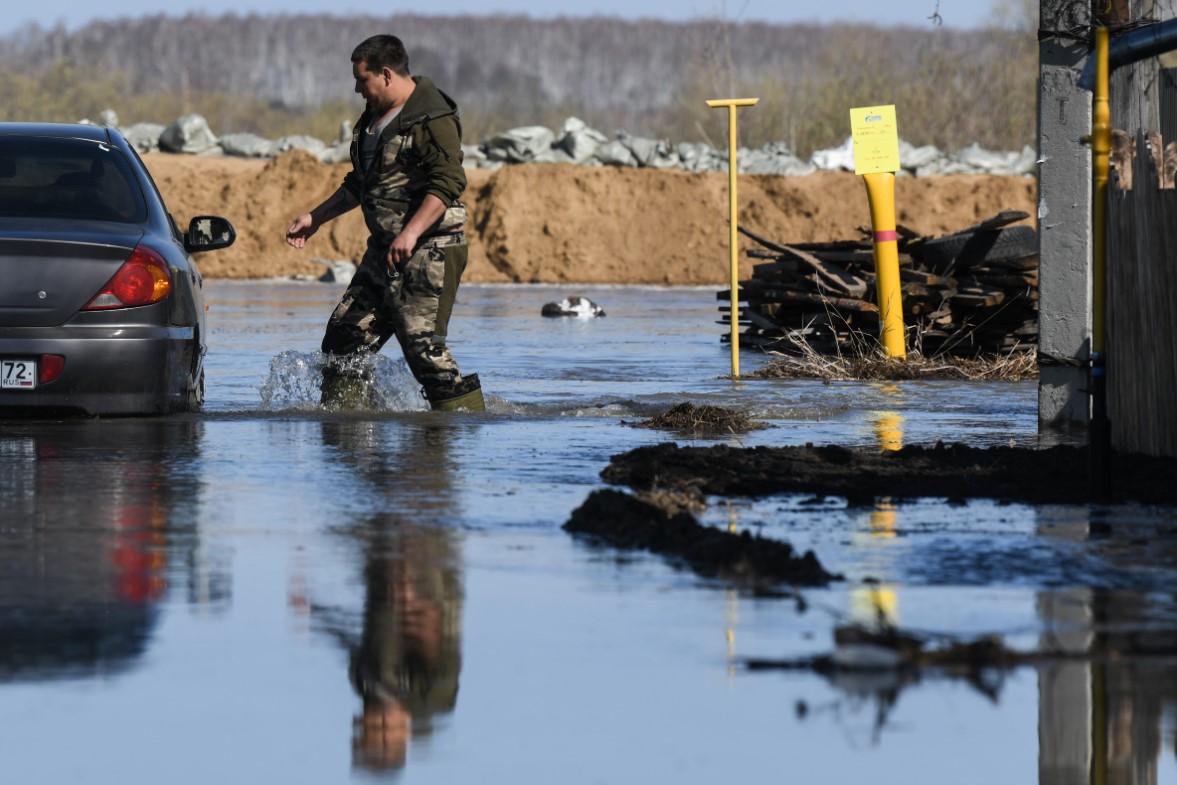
[{"left": 259, "top": 350, "right": 428, "bottom": 412}]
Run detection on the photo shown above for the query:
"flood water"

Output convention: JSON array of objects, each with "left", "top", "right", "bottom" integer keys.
[{"left": 2, "top": 280, "right": 1175, "bottom": 784}]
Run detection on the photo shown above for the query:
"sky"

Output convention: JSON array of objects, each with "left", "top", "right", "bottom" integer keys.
[{"left": 0, "top": 0, "right": 998, "bottom": 34}]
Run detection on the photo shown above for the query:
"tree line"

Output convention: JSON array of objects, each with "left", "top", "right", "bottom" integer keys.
[{"left": 0, "top": 13, "right": 1036, "bottom": 155}]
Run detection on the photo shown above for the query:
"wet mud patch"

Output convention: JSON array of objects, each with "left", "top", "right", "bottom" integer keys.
[
  {"left": 625, "top": 402, "right": 769, "bottom": 436},
  {"left": 563, "top": 488, "right": 839, "bottom": 587},
  {"left": 601, "top": 442, "right": 1177, "bottom": 505}
]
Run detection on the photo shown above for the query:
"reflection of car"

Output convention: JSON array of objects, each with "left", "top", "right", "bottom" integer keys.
[
  {"left": 0, "top": 123, "right": 235, "bottom": 415},
  {"left": 0, "top": 420, "right": 199, "bottom": 682}
]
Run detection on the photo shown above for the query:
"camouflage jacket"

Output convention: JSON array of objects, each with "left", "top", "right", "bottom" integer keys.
[{"left": 342, "top": 76, "right": 466, "bottom": 247}]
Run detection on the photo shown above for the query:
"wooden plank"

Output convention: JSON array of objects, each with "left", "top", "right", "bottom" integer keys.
[
  {"left": 737, "top": 225, "right": 799, "bottom": 256},
  {"left": 957, "top": 284, "right": 1008, "bottom": 298},
  {"left": 815, "top": 250, "right": 916, "bottom": 269},
  {"left": 772, "top": 245, "right": 869, "bottom": 298},
  {"left": 1014, "top": 321, "right": 1038, "bottom": 336},
  {"left": 744, "top": 308, "right": 781, "bottom": 332},
  {"left": 735, "top": 226, "right": 872, "bottom": 296},
  {"left": 739, "top": 278, "right": 823, "bottom": 298},
  {"left": 752, "top": 286, "right": 880, "bottom": 313},
  {"left": 807, "top": 250, "right": 878, "bottom": 265},
  {"left": 788, "top": 239, "right": 872, "bottom": 252},
  {"left": 752, "top": 259, "right": 801, "bottom": 276},
  {"left": 953, "top": 292, "right": 1004, "bottom": 307},
  {"left": 988, "top": 255, "right": 1039, "bottom": 271},
  {"left": 979, "top": 273, "right": 1039, "bottom": 289},
  {"left": 900, "top": 268, "right": 956, "bottom": 287}
]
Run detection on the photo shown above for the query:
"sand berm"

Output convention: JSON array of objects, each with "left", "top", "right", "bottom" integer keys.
[{"left": 145, "top": 150, "right": 1037, "bottom": 284}]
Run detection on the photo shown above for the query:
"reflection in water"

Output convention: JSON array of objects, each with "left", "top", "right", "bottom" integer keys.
[
  {"left": 0, "top": 421, "right": 204, "bottom": 681},
  {"left": 1038, "top": 587, "right": 1094, "bottom": 785},
  {"left": 789, "top": 492, "right": 1177, "bottom": 782},
  {"left": 348, "top": 516, "right": 462, "bottom": 771},
  {"left": 1034, "top": 506, "right": 1177, "bottom": 785},
  {"left": 835, "top": 499, "right": 905, "bottom": 739},
  {"left": 849, "top": 398, "right": 904, "bottom": 633},
  {"left": 847, "top": 393, "right": 905, "bottom": 629},
  {"left": 849, "top": 501, "right": 900, "bottom": 629},
  {"left": 872, "top": 382, "right": 904, "bottom": 452},
  {"left": 1037, "top": 576, "right": 1177, "bottom": 784},
  {"left": 316, "top": 422, "right": 465, "bottom": 773},
  {"left": 824, "top": 401, "right": 908, "bottom": 737},
  {"left": 874, "top": 412, "right": 904, "bottom": 452}
]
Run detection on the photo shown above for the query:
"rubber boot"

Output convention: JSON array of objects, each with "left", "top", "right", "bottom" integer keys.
[
  {"left": 427, "top": 373, "right": 485, "bottom": 412},
  {"left": 321, "top": 372, "right": 374, "bottom": 410}
]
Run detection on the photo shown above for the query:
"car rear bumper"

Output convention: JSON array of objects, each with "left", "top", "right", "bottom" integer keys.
[{"left": 0, "top": 324, "right": 196, "bottom": 415}]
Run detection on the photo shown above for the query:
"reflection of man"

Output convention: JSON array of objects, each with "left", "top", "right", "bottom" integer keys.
[
  {"left": 312, "top": 422, "right": 464, "bottom": 773},
  {"left": 285, "top": 34, "right": 483, "bottom": 411},
  {"left": 349, "top": 519, "right": 463, "bottom": 771}
]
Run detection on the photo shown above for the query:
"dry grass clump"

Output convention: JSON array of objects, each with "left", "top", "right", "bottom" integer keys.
[
  {"left": 635, "top": 482, "right": 708, "bottom": 516},
  {"left": 749, "top": 348, "right": 1038, "bottom": 382},
  {"left": 629, "top": 402, "right": 770, "bottom": 435}
]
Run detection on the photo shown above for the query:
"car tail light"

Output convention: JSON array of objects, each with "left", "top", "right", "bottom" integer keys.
[
  {"left": 39, "top": 355, "right": 65, "bottom": 384},
  {"left": 83, "top": 246, "right": 172, "bottom": 310}
]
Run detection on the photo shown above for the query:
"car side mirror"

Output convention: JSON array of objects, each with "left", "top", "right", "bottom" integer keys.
[{"left": 185, "top": 215, "right": 236, "bottom": 253}]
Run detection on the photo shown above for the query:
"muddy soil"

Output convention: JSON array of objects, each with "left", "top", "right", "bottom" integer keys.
[
  {"left": 143, "top": 151, "right": 1037, "bottom": 284},
  {"left": 625, "top": 401, "right": 770, "bottom": 435},
  {"left": 564, "top": 488, "right": 838, "bottom": 587},
  {"left": 600, "top": 442, "right": 1177, "bottom": 506}
]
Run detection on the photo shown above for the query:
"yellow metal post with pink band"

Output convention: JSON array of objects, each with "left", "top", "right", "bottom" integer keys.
[{"left": 851, "top": 104, "right": 906, "bottom": 360}]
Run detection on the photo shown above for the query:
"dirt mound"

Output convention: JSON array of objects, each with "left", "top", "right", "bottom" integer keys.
[
  {"left": 563, "top": 488, "right": 839, "bottom": 587},
  {"left": 599, "top": 442, "right": 1177, "bottom": 506},
  {"left": 144, "top": 151, "right": 1037, "bottom": 284}
]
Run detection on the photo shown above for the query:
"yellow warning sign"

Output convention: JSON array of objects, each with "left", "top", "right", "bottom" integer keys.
[{"left": 850, "top": 105, "right": 900, "bottom": 175}]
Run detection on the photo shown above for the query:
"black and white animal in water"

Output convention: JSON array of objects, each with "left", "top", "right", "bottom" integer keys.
[{"left": 541, "top": 296, "right": 606, "bottom": 318}]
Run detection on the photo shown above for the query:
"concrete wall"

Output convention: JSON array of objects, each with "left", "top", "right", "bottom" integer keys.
[{"left": 1038, "top": 0, "right": 1094, "bottom": 426}]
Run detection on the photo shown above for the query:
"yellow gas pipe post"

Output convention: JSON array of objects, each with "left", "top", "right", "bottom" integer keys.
[
  {"left": 706, "top": 97, "right": 759, "bottom": 378},
  {"left": 863, "top": 173, "right": 907, "bottom": 359},
  {"left": 1089, "top": 26, "right": 1112, "bottom": 499}
]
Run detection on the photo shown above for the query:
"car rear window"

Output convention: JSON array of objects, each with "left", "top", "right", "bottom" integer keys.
[{"left": 0, "top": 137, "right": 148, "bottom": 223}]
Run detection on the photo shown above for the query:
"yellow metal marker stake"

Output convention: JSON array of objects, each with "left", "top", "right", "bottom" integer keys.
[
  {"left": 863, "top": 173, "right": 906, "bottom": 358},
  {"left": 706, "top": 97, "right": 759, "bottom": 378},
  {"left": 851, "top": 105, "right": 906, "bottom": 360}
]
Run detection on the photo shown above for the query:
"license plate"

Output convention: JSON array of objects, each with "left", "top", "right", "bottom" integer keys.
[{"left": 1, "top": 358, "right": 37, "bottom": 390}]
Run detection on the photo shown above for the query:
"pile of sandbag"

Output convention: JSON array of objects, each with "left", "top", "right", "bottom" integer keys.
[{"left": 86, "top": 108, "right": 1036, "bottom": 177}]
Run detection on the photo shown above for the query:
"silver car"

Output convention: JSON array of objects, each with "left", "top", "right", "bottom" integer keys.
[{"left": 0, "top": 123, "right": 234, "bottom": 415}]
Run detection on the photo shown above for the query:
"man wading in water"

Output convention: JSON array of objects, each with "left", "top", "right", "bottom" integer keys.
[{"left": 286, "top": 34, "right": 484, "bottom": 411}]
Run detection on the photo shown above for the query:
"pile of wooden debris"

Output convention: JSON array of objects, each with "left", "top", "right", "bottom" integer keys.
[{"left": 720, "top": 210, "right": 1038, "bottom": 357}]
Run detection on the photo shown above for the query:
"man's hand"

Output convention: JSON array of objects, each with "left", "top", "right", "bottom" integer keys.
[
  {"left": 286, "top": 213, "right": 318, "bottom": 249},
  {"left": 286, "top": 187, "right": 358, "bottom": 250},
  {"left": 385, "top": 193, "right": 449, "bottom": 268},
  {"left": 386, "top": 228, "right": 422, "bottom": 266}
]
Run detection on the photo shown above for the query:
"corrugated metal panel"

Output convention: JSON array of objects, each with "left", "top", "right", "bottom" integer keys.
[{"left": 1160, "top": 68, "right": 1177, "bottom": 145}]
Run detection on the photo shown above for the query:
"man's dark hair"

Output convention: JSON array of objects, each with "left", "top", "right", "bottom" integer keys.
[{"left": 351, "top": 35, "right": 410, "bottom": 77}]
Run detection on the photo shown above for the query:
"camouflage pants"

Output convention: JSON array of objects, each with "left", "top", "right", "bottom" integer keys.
[{"left": 321, "top": 233, "right": 468, "bottom": 396}]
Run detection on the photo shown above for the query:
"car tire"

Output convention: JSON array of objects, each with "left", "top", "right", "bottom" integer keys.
[
  {"left": 184, "top": 367, "right": 205, "bottom": 412},
  {"left": 921, "top": 225, "right": 1037, "bottom": 270}
]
